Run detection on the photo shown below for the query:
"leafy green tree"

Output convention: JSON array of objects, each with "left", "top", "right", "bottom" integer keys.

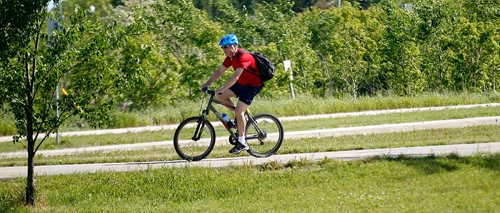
[
  {"left": 0, "top": 0, "right": 140, "bottom": 205},
  {"left": 457, "top": 0, "right": 497, "bottom": 92},
  {"left": 249, "top": 1, "right": 320, "bottom": 97},
  {"left": 357, "top": 5, "right": 386, "bottom": 95},
  {"left": 328, "top": 4, "right": 380, "bottom": 97},
  {"left": 301, "top": 7, "right": 341, "bottom": 95},
  {"left": 300, "top": 3, "right": 385, "bottom": 97},
  {"left": 380, "top": 1, "right": 425, "bottom": 95},
  {"left": 413, "top": 0, "right": 457, "bottom": 91},
  {"left": 134, "top": 0, "right": 223, "bottom": 99},
  {"left": 449, "top": 17, "right": 496, "bottom": 92},
  {"left": 117, "top": 33, "right": 183, "bottom": 109},
  {"left": 413, "top": 0, "right": 498, "bottom": 92}
]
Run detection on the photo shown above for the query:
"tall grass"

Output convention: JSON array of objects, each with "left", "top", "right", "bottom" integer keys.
[{"left": 1, "top": 154, "right": 498, "bottom": 212}]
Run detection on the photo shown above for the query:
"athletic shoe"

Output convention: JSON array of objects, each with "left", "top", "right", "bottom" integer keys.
[{"left": 229, "top": 142, "right": 249, "bottom": 154}]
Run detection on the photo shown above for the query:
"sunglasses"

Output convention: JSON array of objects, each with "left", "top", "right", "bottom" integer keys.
[{"left": 221, "top": 45, "right": 232, "bottom": 49}]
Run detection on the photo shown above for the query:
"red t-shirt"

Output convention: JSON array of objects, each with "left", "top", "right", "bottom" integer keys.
[{"left": 222, "top": 48, "right": 262, "bottom": 87}]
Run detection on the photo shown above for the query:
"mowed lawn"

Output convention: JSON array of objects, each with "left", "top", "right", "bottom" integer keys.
[{"left": 1, "top": 154, "right": 498, "bottom": 212}]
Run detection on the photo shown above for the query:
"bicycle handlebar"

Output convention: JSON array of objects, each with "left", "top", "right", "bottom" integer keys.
[{"left": 202, "top": 87, "right": 216, "bottom": 95}]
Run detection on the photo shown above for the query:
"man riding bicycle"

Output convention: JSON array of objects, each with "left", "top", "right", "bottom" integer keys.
[{"left": 201, "top": 34, "right": 263, "bottom": 155}]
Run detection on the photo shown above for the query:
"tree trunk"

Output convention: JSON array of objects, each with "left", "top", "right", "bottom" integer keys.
[
  {"left": 25, "top": 105, "right": 36, "bottom": 205},
  {"left": 26, "top": 139, "right": 35, "bottom": 205},
  {"left": 24, "top": 52, "right": 36, "bottom": 205}
]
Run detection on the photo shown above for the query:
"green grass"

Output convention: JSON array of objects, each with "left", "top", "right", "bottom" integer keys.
[
  {"left": 1, "top": 125, "right": 498, "bottom": 167},
  {"left": 1, "top": 92, "right": 498, "bottom": 135},
  {"left": 1, "top": 94, "right": 498, "bottom": 211},
  {"left": 1, "top": 106, "right": 499, "bottom": 153},
  {"left": 1, "top": 154, "right": 498, "bottom": 212}
]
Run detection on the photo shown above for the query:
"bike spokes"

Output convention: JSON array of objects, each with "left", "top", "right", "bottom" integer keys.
[
  {"left": 174, "top": 117, "right": 216, "bottom": 161},
  {"left": 245, "top": 114, "right": 284, "bottom": 158}
]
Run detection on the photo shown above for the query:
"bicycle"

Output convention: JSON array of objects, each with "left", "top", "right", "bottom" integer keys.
[{"left": 173, "top": 88, "right": 284, "bottom": 161}]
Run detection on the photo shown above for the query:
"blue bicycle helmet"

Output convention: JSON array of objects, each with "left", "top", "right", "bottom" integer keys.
[{"left": 218, "top": 34, "right": 239, "bottom": 46}]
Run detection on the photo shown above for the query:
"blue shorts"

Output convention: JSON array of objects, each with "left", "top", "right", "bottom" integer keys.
[{"left": 229, "top": 83, "right": 263, "bottom": 105}]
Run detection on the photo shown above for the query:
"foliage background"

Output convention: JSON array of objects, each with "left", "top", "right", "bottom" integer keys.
[
  {"left": 2, "top": 0, "right": 499, "bottom": 114},
  {"left": 108, "top": 0, "right": 498, "bottom": 108}
]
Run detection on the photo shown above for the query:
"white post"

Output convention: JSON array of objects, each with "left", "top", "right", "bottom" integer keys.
[{"left": 284, "top": 60, "right": 295, "bottom": 99}]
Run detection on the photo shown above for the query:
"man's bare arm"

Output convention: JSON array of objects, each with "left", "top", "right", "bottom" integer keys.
[{"left": 202, "top": 65, "right": 228, "bottom": 89}]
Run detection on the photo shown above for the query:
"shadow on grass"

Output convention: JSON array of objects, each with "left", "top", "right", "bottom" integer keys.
[
  {"left": 383, "top": 153, "right": 500, "bottom": 174},
  {"left": 455, "top": 153, "right": 500, "bottom": 172}
]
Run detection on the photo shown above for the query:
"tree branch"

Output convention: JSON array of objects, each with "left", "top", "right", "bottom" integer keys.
[
  {"left": 30, "top": 19, "right": 44, "bottom": 92},
  {"left": 34, "top": 129, "right": 52, "bottom": 154},
  {"left": 33, "top": 109, "right": 72, "bottom": 154}
]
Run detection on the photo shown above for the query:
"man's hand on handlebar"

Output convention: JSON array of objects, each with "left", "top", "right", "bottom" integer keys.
[
  {"left": 201, "top": 86, "right": 215, "bottom": 95},
  {"left": 201, "top": 86, "right": 208, "bottom": 92},
  {"left": 200, "top": 84, "right": 224, "bottom": 95}
]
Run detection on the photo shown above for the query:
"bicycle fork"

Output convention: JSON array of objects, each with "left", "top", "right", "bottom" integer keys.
[{"left": 192, "top": 114, "right": 208, "bottom": 141}]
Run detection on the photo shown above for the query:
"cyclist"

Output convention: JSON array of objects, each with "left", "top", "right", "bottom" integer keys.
[{"left": 201, "top": 34, "right": 263, "bottom": 154}]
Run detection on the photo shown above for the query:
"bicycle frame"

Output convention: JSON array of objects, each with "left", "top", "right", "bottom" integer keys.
[{"left": 194, "top": 89, "right": 266, "bottom": 143}]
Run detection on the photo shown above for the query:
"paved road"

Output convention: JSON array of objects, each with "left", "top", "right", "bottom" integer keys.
[
  {"left": 1, "top": 103, "right": 499, "bottom": 143},
  {"left": 1, "top": 142, "right": 499, "bottom": 179},
  {"left": 1, "top": 116, "right": 499, "bottom": 158}
]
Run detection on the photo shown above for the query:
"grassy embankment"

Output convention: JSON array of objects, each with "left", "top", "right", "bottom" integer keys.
[{"left": 1, "top": 154, "right": 498, "bottom": 212}]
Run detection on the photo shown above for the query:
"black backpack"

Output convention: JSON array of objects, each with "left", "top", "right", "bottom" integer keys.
[
  {"left": 250, "top": 51, "right": 275, "bottom": 82},
  {"left": 238, "top": 51, "right": 275, "bottom": 83}
]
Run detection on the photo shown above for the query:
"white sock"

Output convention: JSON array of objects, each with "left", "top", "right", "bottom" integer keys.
[{"left": 238, "top": 136, "right": 246, "bottom": 144}]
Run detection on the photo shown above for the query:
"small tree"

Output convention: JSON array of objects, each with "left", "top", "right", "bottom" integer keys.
[
  {"left": 380, "top": 1, "right": 425, "bottom": 95},
  {"left": 0, "top": 0, "right": 140, "bottom": 205}
]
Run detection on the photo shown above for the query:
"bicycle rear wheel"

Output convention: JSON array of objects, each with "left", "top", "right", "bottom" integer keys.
[
  {"left": 173, "top": 116, "right": 216, "bottom": 161},
  {"left": 245, "top": 114, "right": 284, "bottom": 158}
]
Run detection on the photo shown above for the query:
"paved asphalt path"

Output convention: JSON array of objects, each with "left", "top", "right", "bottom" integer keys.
[{"left": 1, "top": 142, "right": 499, "bottom": 179}]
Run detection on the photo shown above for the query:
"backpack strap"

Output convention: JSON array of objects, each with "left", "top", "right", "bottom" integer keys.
[{"left": 236, "top": 50, "right": 259, "bottom": 77}]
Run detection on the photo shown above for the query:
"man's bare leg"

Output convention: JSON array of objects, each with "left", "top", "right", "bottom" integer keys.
[
  {"left": 234, "top": 100, "right": 250, "bottom": 139},
  {"left": 216, "top": 90, "right": 236, "bottom": 110}
]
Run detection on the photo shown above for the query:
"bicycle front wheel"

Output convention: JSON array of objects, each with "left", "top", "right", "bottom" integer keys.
[
  {"left": 173, "top": 116, "right": 216, "bottom": 161},
  {"left": 245, "top": 114, "right": 284, "bottom": 158}
]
